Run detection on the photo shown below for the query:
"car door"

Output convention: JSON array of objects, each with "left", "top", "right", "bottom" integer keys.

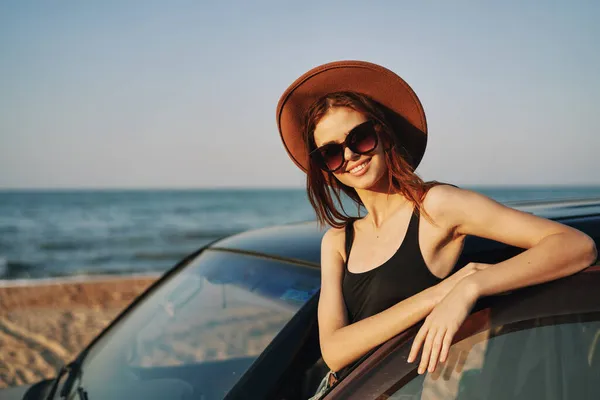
[{"left": 326, "top": 266, "right": 600, "bottom": 400}]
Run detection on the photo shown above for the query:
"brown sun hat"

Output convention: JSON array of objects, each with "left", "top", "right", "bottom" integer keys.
[{"left": 276, "top": 60, "right": 428, "bottom": 173}]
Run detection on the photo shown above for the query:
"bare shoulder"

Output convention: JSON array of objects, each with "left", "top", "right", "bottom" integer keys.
[
  {"left": 422, "top": 184, "right": 467, "bottom": 221},
  {"left": 422, "top": 184, "right": 494, "bottom": 231},
  {"left": 321, "top": 226, "right": 346, "bottom": 261}
]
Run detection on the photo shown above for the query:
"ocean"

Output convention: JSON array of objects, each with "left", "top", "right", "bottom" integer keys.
[{"left": 1, "top": 187, "right": 600, "bottom": 281}]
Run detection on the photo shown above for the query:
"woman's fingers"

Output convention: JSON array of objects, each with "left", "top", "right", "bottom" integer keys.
[
  {"left": 411, "top": 325, "right": 457, "bottom": 374},
  {"left": 408, "top": 322, "right": 428, "bottom": 363},
  {"left": 427, "top": 329, "right": 446, "bottom": 373},
  {"left": 418, "top": 328, "right": 437, "bottom": 374},
  {"left": 439, "top": 330, "right": 454, "bottom": 363}
]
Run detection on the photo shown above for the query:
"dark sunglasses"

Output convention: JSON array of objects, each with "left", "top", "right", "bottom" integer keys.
[{"left": 310, "top": 120, "right": 379, "bottom": 172}]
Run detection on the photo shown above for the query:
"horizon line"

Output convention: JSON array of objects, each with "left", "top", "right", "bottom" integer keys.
[{"left": 1, "top": 183, "right": 600, "bottom": 192}]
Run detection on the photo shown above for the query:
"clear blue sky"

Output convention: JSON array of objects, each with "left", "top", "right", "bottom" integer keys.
[{"left": 1, "top": 1, "right": 599, "bottom": 188}]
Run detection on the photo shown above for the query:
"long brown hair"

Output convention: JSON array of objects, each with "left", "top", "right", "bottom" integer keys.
[{"left": 304, "top": 92, "right": 440, "bottom": 229}]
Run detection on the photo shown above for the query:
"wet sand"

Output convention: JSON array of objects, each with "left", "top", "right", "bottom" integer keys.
[{"left": 0, "top": 275, "right": 158, "bottom": 389}]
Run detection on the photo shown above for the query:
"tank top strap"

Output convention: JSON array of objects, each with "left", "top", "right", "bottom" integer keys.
[
  {"left": 402, "top": 207, "right": 421, "bottom": 248},
  {"left": 344, "top": 218, "right": 356, "bottom": 267}
]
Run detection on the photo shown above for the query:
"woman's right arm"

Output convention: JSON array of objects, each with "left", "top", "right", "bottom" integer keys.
[{"left": 318, "top": 228, "right": 482, "bottom": 373}]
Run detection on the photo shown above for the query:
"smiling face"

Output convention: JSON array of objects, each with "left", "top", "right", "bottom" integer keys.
[{"left": 313, "top": 107, "right": 388, "bottom": 191}]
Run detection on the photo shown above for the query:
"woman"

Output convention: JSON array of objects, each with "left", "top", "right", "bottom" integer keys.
[{"left": 275, "top": 61, "right": 597, "bottom": 396}]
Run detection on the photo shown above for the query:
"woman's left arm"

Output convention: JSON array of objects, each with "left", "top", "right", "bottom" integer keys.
[{"left": 408, "top": 185, "right": 598, "bottom": 374}]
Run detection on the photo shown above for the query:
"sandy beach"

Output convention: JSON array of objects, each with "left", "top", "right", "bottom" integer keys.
[{"left": 0, "top": 275, "right": 159, "bottom": 389}]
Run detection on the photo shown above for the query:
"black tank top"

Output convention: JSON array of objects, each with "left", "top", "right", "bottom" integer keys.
[{"left": 342, "top": 208, "right": 442, "bottom": 324}]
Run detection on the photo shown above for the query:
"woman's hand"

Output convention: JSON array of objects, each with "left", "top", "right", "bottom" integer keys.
[
  {"left": 407, "top": 263, "right": 489, "bottom": 374},
  {"left": 431, "top": 262, "right": 489, "bottom": 303}
]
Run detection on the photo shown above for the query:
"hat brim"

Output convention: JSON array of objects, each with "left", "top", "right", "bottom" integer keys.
[{"left": 276, "top": 60, "right": 428, "bottom": 173}]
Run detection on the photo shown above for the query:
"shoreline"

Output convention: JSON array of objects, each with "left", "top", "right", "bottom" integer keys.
[
  {"left": 0, "top": 274, "right": 159, "bottom": 389},
  {"left": 0, "top": 272, "right": 163, "bottom": 288}
]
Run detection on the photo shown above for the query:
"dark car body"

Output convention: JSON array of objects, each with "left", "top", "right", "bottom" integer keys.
[{"left": 1, "top": 199, "right": 599, "bottom": 400}]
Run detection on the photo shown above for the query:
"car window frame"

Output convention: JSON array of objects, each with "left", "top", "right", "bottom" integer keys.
[{"left": 325, "top": 265, "right": 600, "bottom": 400}]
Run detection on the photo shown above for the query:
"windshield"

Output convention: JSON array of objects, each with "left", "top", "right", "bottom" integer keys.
[{"left": 71, "top": 249, "right": 320, "bottom": 400}]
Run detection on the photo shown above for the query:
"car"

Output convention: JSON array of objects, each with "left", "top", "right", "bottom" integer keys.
[{"left": 1, "top": 198, "right": 599, "bottom": 400}]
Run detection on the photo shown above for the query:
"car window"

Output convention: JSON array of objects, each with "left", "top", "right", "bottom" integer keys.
[
  {"left": 390, "top": 315, "right": 600, "bottom": 400},
  {"left": 332, "top": 312, "right": 600, "bottom": 400},
  {"left": 73, "top": 250, "right": 320, "bottom": 400}
]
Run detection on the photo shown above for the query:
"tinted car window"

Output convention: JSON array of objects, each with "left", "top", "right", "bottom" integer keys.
[
  {"left": 331, "top": 312, "right": 600, "bottom": 400},
  {"left": 391, "top": 315, "right": 600, "bottom": 400},
  {"left": 71, "top": 250, "right": 320, "bottom": 400}
]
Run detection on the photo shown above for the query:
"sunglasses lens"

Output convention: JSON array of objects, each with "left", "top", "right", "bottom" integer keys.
[
  {"left": 349, "top": 122, "right": 378, "bottom": 154},
  {"left": 319, "top": 145, "right": 344, "bottom": 171},
  {"left": 310, "top": 121, "right": 378, "bottom": 172}
]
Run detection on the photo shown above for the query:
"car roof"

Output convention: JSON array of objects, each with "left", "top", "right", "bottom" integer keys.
[
  {"left": 209, "top": 198, "right": 600, "bottom": 267},
  {"left": 209, "top": 221, "right": 325, "bottom": 266}
]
